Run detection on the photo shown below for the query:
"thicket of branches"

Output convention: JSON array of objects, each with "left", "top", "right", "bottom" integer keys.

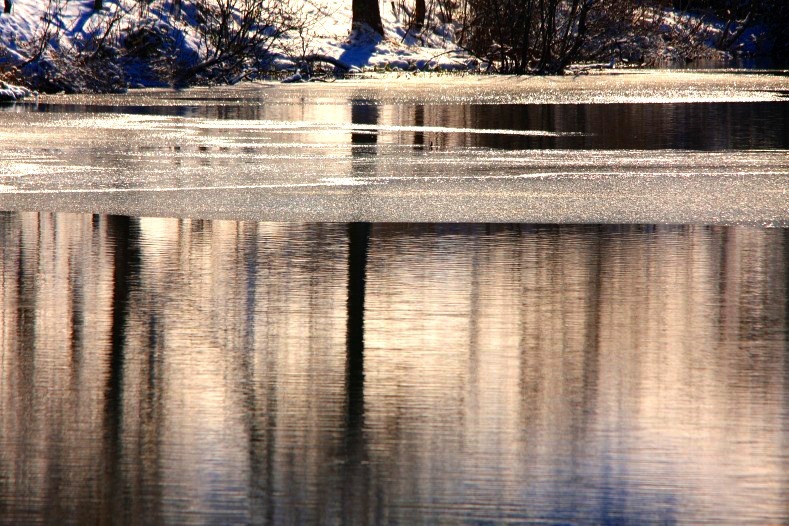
[
  {"left": 2, "top": 0, "right": 787, "bottom": 93},
  {"left": 402, "top": 0, "right": 786, "bottom": 71},
  {"left": 671, "top": 0, "right": 789, "bottom": 55},
  {"left": 176, "top": 0, "right": 306, "bottom": 84},
  {"left": 457, "top": 0, "right": 605, "bottom": 73},
  {"left": 7, "top": 0, "right": 131, "bottom": 92},
  {"left": 1, "top": 0, "right": 311, "bottom": 92}
]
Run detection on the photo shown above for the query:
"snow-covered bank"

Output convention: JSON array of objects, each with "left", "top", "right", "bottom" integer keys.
[
  {"left": 0, "top": 0, "right": 474, "bottom": 93},
  {"left": 0, "top": 0, "right": 781, "bottom": 94},
  {"left": 0, "top": 80, "right": 32, "bottom": 100}
]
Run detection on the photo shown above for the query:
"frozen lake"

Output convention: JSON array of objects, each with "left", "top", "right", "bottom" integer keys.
[
  {"left": 0, "top": 72, "right": 787, "bottom": 223},
  {"left": 0, "top": 72, "right": 787, "bottom": 524}
]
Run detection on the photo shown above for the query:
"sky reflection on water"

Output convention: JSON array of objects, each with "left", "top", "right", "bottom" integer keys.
[{"left": 1, "top": 213, "right": 786, "bottom": 524}]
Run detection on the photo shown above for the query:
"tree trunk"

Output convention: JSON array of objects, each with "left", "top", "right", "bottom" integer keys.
[
  {"left": 3, "top": 0, "right": 11, "bottom": 14},
  {"left": 352, "top": 0, "right": 383, "bottom": 35},
  {"left": 93, "top": 0, "right": 103, "bottom": 10},
  {"left": 414, "top": 0, "right": 426, "bottom": 30}
]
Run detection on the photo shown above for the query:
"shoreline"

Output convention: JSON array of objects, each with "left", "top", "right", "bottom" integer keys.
[{"left": 20, "top": 69, "right": 789, "bottom": 106}]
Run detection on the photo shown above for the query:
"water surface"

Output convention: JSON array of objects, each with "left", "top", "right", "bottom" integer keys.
[
  {"left": 0, "top": 214, "right": 786, "bottom": 524},
  {"left": 0, "top": 73, "right": 787, "bottom": 223},
  {"left": 0, "top": 73, "right": 787, "bottom": 524}
]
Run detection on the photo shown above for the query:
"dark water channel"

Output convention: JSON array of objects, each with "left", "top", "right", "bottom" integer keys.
[
  {"left": 0, "top": 79, "right": 788, "bottom": 524},
  {"left": 21, "top": 98, "right": 789, "bottom": 150}
]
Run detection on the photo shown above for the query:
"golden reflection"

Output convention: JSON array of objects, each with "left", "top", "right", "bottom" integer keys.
[
  {"left": 0, "top": 215, "right": 785, "bottom": 523},
  {"left": 362, "top": 224, "right": 786, "bottom": 522}
]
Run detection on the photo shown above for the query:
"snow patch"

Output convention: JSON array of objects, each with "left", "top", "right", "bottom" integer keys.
[
  {"left": 0, "top": 80, "right": 32, "bottom": 100},
  {"left": 0, "top": 0, "right": 473, "bottom": 91}
]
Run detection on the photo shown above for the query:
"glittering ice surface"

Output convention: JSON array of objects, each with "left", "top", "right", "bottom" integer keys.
[{"left": 1, "top": 72, "right": 787, "bottom": 223}]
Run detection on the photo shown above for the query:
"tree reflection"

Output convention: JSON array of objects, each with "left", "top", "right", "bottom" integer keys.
[
  {"left": 342, "top": 99, "right": 376, "bottom": 519},
  {"left": 350, "top": 102, "right": 379, "bottom": 147},
  {"left": 413, "top": 104, "right": 425, "bottom": 150},
  {"left": 346, "top": 222, "right": 369, "bottom": 431},
  {"left": 102, "top": 215, "right": 141, "bottom": 521},
  {"left": 344, "top": 224, "right": 371, "bottom": 524},
  {"left": 1, "top": 215, "right": 787, "bottom": 524}
]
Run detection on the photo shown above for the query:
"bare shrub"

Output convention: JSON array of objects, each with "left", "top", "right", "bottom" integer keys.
[
  {"left": 21, "top": 0, "right": 65, "bottom": 65},
  {"left": 77, "top": 3, "right": 127, "bottom": 59},
  {"left": 458, "top": 0, "right": 616, "bottom": 73},
  {"left": 577, "top": 0, "right": 658, "bottom": 65},
  {"left": 176, "top": 0, "right": 304, "bottom": 84},
  {"left": 14, "top": 0, "right": 128, "bottom": 92}
]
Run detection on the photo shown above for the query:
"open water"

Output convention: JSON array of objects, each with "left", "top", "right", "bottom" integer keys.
[{"left": 0, "top": 73, "right": 787, "bottom": 524}]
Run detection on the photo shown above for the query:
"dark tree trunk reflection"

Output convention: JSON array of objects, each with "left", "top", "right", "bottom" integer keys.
[
  {"left": 343, "top": 221, "right": 371, "bottom": 522},
  {"left": 351, "top": 102, "right": 379, "bottom": 147},
  {"left": 413, "top": 104, "right": 425, "bottom": 150},
  {"left": 346, "top": 222, "right": 369, "bottom": 431},
  {"left": 342, "top": 102, "right": 377, "bottom": 519},
  {"left": 102, "top": 215, "right": 140, "bottom": 520},
  {"left": 346, "top": 101, "right": 376, "bottom": 428}
]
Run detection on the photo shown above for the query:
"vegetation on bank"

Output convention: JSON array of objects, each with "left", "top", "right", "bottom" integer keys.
[
  {"left": 440, "top": 0, "right": 787, "bottom": 73},
  {"left": 0, "top": 0, "right": 786, "bottom": 94}
]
